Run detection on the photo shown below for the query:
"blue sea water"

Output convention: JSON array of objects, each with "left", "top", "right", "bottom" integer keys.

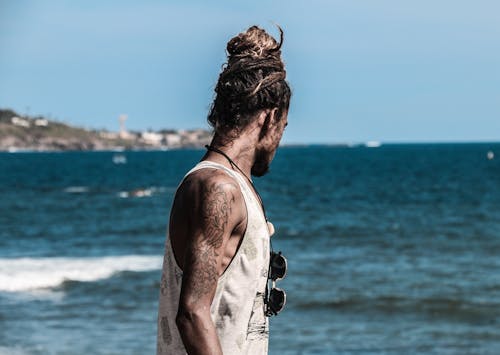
[{"left": 1, "top": 144, "right": 500, "bottom": 355}]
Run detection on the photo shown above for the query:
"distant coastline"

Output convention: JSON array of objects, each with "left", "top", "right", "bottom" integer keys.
[
  {"left": 0, "top": 109, "right": 213, "bottom": 152},
  {"left": 3, "top": 109, "right": 497, "bottom": 153}
]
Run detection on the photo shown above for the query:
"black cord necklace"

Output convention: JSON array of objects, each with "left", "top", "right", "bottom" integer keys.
[{"left": 205, "top": 144, "right": 268, "bottom": 221}]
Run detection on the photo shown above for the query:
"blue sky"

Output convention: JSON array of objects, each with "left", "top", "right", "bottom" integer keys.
[{"left": 0, "top": 0, "right": 499, "bottom": 143}]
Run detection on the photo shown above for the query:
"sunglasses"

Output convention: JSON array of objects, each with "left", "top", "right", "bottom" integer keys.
[{"left": 265, "top": 251, "right": 287, "bottom": 317}]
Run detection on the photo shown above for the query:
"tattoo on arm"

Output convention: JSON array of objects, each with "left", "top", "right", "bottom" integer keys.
[
  {"left": 184, "top": 244, "right": 218, "bottom": 303},
  {"left": 183, "top": 182, "right": 236, "bottom": 303},
  {"left": 202, "top": 183, "right": 234, "bottom": 249}
]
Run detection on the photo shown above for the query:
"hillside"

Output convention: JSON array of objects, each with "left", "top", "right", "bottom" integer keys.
[{"left": 0, "top": 109, "right": 212, "bottom": 151}]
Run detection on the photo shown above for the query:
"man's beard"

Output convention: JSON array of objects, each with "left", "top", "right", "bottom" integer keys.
[{"left": 251, "top": 148, "right": 272, "bottom": 177}]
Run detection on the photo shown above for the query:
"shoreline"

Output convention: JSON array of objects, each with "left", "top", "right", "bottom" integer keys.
[{"left": 2, "top": 141, "right": 500, "bottom": 154}]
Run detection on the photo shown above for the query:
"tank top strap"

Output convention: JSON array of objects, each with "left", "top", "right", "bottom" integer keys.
[
  {"left": 184, "top": 161, "right": 252, "bottom": 199},
  {"left": 184, "top": 160, "right": 268, "bottom": 226}
]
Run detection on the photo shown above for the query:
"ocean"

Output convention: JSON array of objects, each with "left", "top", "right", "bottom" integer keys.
[{"left": 1, "top": 144, "right": 500, "bottom": 355}]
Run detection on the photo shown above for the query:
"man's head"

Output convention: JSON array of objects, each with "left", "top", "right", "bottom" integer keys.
[{"left": 208, "top": 25, "right": 292, "bottom": 176}]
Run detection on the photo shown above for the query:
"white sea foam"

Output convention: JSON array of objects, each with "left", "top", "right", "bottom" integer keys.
[
  {"left": 0, "top": 255, "right": 162, "bottom": 292},
  {"left": 117, "top": 186, "right": 172, "bottom": 198},
  {"left": 63, "top": 186, "right": 89, "bottom": 193},
  {"left": 0, "top": 345, "right": 32, "bottom": 355}
]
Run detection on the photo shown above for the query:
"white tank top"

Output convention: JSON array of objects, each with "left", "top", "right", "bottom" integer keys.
[{"left": 157, "top": 160, "right": 270, "bottom": 355}]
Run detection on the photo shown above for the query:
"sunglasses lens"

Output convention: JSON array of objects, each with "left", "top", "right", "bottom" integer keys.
[
  {"left": 267, "top": 288, "right": 286, "bottom": 316},
  {"left": 270, "top": 252, "right": 287, "bottom": 280}
]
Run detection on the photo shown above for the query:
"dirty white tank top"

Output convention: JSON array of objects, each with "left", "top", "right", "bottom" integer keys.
[{"left": 157, "top": 160, "right": 270, "bottom": 355}]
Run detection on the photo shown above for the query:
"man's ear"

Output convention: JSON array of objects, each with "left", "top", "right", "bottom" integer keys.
[
  {"left": 258, "top": 108, "right": 277, "bottom": 140},
  {"left": 268, "top": 108, "right": 278, "bottom": 123}
]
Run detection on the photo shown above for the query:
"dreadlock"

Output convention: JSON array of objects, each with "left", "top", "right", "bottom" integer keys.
[{"left": 208, "top": 25, "right": 292, "bottom": 137}]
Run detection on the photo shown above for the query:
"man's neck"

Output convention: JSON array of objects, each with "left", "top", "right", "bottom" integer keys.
[{"left": 204, "top": 133, "right": 257, "bottom": 180}]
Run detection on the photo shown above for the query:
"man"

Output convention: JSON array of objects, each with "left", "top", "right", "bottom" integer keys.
[{"left": 157, "top": 25, "right": 291, "bottom": 355}]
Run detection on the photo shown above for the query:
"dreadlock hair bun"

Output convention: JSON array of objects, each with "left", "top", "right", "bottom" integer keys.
[
  {"left": 208, "top": 25, "right": 291, "bottom": 136},
  {"left": 226, "top": 25, "right": 283, "bottom": 60}
]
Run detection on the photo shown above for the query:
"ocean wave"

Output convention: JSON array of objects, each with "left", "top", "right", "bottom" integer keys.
[
  {"left": 63, "top": 186, "right": 89, "bottom": 193},
  {"left": 0, "top": 255, "right": 162, "bottom": 292},
  {"left": 294, "top": 295, "right": 500, "bottom": 320},
  {"left": 0, "top": 346, "right": 31, "bottom": 355},
  {"left": 296, "top": 295, "right": 500, "bottom": 309},
  {"left": 62, "top": 185, "right": 174, "bottom": 197},
  {"left": 117, "top": 186, "right": 172, "bottom": 198}
]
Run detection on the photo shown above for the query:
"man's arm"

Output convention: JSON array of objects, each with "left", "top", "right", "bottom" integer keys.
[{"left": 175, "top": 173, "right": 244, "bottom": 355}]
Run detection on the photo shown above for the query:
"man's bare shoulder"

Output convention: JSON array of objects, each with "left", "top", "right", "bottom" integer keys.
[
  {"left": 179, "top": 167, "right": 237, "bottom": 196},
  {"left": 175, "top": 166, "right": 245, "bottom": 223}
]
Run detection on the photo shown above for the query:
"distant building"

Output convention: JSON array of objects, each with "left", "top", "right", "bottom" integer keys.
[
  {"left": 11, "top": 116, "right": 30, "bottom": 128},
  {"left": 99, "top": 131, "right": 118, "bottom": 139},
  {"left": 164, "top": 133, "right": 182, "bottom": 147},
  {"left": 118, "top": 114, "right": 134, "bottom": 140},
  {"left": 141, "top": 131, "right": 163, "bottom": 145},
  {"left": 34, "top": 118, "right": 49, "bottom": 127}
]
